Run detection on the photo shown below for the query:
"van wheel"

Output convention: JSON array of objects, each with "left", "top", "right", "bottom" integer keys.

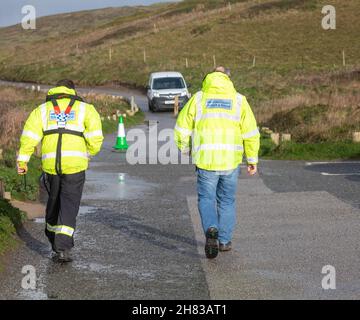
[{"left": 151, "top": 104, "right": 158, "bottom": 113}]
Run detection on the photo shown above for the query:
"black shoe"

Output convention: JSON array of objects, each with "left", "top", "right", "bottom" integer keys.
[
  {"left": 52, "top": 250, "right": 73, "bottom": 263},
  {"left": 205, "top": 227, "right": 219, "bottom": 259},
  {"left": 219, "top": 242, "right": 232, "bottom": 252}
]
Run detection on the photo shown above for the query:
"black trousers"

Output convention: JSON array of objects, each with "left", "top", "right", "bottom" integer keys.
[{"left": 44, "top": 171, "right": 85, "bottom": 252}]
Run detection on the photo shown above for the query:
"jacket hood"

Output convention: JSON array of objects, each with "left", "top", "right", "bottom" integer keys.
[
  {"left": 202, "top": 72, "right": 236, "bottom": 95},
  {"left": 47, "top": 86, "right": 77, "bottom": 96}
]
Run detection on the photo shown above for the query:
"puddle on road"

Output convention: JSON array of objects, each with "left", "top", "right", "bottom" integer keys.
[
  {"left": 82, "top": 171, "right": 157, "bottom": 201},
  {"left": 78, "top": 206, "right": 97, "bottom": 217},
  {"left": 74, "top": 262, "right": 156, "bottom": 281},
  {"left": 18, "top": 289, "right": 48, "bottom": 300}
]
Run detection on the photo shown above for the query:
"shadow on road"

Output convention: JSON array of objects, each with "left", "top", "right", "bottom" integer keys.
[
  {"left": 16, "top": 225, "right": 50, "bottom": 257},
  {"left": 346, "top": 175, "right": 360, "bottom": 182},
  {"left": 88, "top": 208, "right": 203, "bottom": 259}
]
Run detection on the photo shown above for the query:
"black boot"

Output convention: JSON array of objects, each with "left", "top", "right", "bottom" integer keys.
[
  {"left": 205, "top": 227, "right": 219, "bottom": 259},
  {"left": 53, "top": 250, "right": 73, "bottom": 263}
]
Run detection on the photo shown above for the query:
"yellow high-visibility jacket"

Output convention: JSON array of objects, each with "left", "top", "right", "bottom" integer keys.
[
  {"left": 18, "top": 86, "right": 104, "bottom": 175},
  {"left": 174, "top": 72, "right": 260, "bottom": 171}
]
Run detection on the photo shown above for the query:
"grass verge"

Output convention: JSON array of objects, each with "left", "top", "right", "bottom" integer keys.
[
  {"left": 260, "top": 136, "right": 360, "bottom": 160},
  {"left": 0, "top": 150, "right": 42, "bottom": 202},
  {"left": 0, "top": 199, "right": 26, "bottom": 269}
]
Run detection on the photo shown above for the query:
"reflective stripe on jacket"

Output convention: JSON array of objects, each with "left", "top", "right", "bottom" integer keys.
[
  {"left": 18, "top": 86, "right": 104, "bottom": 175},
  {"left": 174, "top": 72, "right": 260, "bottom": 171}
]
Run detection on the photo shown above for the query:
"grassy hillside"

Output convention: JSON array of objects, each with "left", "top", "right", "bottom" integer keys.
[
  {"left": 0, "top": 0, "right": 359, "bottom": 153},
  {"left": 1, "top": 0, "right": 358, "bottom": 86}
]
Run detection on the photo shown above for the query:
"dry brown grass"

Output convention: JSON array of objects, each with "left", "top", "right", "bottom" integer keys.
[
  {"left": 257, "top": 76, "right": 360, "bottom": 142},
  {"left": 256, "top": 91, "right": 360, "bottom": 123},
  {"left": 255, "top": 66, "right": 360, "bottom": 142},
  {"left": 0, "top": 87, "right": 25, "bottom": 103},
  {"left": 0, "top": 102, "right": 27, "bottom": 148},
  {"left": 0, "top": 87, "right": 35, "bottom": 149}
]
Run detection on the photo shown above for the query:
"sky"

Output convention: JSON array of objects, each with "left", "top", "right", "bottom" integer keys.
[{"left": 0, "top": 0, "right": 177, "bottom": 27}]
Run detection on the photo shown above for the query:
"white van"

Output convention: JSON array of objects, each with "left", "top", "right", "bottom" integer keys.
[{"left": 147, "top": 72, "right": 191, "bottom": 112}]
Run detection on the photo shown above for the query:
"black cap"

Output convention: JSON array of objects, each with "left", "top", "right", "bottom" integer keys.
[{"left": 56, "top": 79, "right": 75, "bottom": 90}]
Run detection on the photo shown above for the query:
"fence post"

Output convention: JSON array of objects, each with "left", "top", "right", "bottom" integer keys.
[
  {"left": 281, "top": 134, "right": 292, "bottom": 142},
  {"left": 353, "top": 132, "right": 360, "bottom": 143},
  {"left": 342, "top": 50, "right": 346, "bottom": 67},
  {"left": 174, "top": 96, "right": 179, "bottom": 117},
  {"left": 271, "top": 133, "right": 280, "bottom": 146},
  {"left": 131, "top": 96, "right": 136, "bottom": 112},
  {"left": 213, "top": 55, "right": 216, "bottom": 68},
  {"left": 0, "top": 180, "right": 4, "bottom": 198},
  {"left": 143, "top": 49, "right": 147, "bottom": 63},
  {"left": 0, "top": 181, "right": 10, "bottom": 200},
  {"left": 0, "top": 148, "right": 3, "bottom": 160}
]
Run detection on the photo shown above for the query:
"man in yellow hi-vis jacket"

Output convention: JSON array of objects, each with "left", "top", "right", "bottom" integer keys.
[
  {"left": 174, "top": 67, "right": 260, "bottom": 259},
  {"left": 17, "top": 80, "right": 104, "bottom": 262}
]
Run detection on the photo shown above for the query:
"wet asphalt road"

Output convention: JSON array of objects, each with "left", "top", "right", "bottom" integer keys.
[{"left": 0, "top": 81, "right": 359, "bottom": 299}]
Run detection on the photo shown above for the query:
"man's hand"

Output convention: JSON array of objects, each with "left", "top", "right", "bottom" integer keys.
[
  {"left": 181, "top": 147, "right": 191, "bottom": 156},
  {"left": 247, "top": 164, "right": 257, "bottom": 176},
  {"left": 17, "top": 162, "right": 28, "bottom": 175}
]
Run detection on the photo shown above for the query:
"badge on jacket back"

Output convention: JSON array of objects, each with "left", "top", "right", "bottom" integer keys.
[
  {"left": 206, "top": 99, "right": 232, "bottom": 110},
  {"left": 49, "top": 111, "right": 76, "bottom": 128}
]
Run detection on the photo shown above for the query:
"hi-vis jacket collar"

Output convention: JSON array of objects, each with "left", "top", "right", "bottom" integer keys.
[
  {"left": 202, "top": 72, "right": 236, "bottom": 95},
  {"left": 47, "top": 86, "right": 77, "bottom": 97}
]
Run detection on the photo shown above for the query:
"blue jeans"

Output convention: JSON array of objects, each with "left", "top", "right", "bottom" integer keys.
[{"left": 196, "top": 166, "right": 240, "bottom": 244}]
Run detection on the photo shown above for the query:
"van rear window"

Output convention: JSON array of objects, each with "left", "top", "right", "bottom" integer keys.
[{"left": 152, "top": 77, "right": 185, "bottom": 90}]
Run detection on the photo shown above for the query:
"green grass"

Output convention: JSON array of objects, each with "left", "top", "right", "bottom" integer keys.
[
  {"left": 0, "top": 149, "right": 39, "bottom": 266},
  {"left": 260, "top": 136, "right": 360, "bottom": 160},
  {"left": 0, "top": 150, "right": 42, "bottom": 201},
  {"left": 0, "top": 199, "right": 25, "bottom": 261}
]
